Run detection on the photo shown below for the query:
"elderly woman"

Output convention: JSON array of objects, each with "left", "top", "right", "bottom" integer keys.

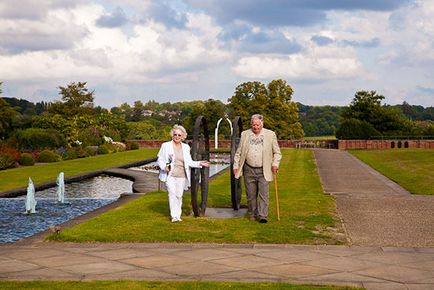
[{"left": 157, "top": 125, "right": 209, "bottom": 222}]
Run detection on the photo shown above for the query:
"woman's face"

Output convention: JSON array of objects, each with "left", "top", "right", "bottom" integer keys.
[{"left": 172, "top": 130, "right": 183, "bottom": 144}]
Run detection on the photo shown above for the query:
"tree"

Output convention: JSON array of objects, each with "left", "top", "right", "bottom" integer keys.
[
  {"left": 49, "top": 82, "right": 94, "bottom": 116},
  {"left": 0, "top": 82, "right": 20, "bottom": 139},
  {"left": 228, "top": 79, "right": 303, "bottom": 139},
  {"left": 131, "top": 101, "right": 145, "bottom": 122},
  {"left": 336, "top": 118, "right": 381, "bottom": 140},
  {"left": 0, "top": 98, "right": 19, "bottom": 139},
  {"left": 228, "top": 81, "right": 267, "bottom": 123},
  {"left": 338, "top": 90, "right": 414, "bottom": 138}
]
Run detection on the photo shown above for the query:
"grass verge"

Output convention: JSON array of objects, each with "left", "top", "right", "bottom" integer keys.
[
  {"left": 350, "top": 149, "right": 434, "bottom": 195},
  {"left": 0, "top": 280, "right": 362, "bottom": 290},
  {"left": 0, "top": 148, "right": 159, "bottom": 192},
  {"left": 48, "top": 149, "right": 344, "bottom": 244}
]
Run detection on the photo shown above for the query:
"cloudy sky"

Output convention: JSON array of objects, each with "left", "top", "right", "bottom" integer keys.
[{"left": 1, "top": 0, "right": 433, "bottom": 108}]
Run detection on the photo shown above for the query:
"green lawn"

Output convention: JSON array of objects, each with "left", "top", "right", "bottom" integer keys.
[
  {"left": 350, "top": 149, "right": 434, "bottom": 195},
  {"left": 48, "top": 149, "right": 344, "bottom": 244},
  {"left": 0, "top": 280, "right": 362, "bottom": 290},
  {"left": 0, "top": 148, "right": 159, "bottom": 192}
]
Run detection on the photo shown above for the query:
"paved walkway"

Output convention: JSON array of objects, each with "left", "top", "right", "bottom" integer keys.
[
  {"left": 1, "top": 242, "right": 433, "bottom": 289},
  {"left": 314, "top": 149, "right": 434, "bottom": 248},
  {"left": 1, "top": 149, "right": 434, "bottom": 290}
]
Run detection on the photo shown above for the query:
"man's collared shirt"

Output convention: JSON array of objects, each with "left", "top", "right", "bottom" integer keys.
[{"left": 245, "top": 130, "right": 264, "bottom": 167}]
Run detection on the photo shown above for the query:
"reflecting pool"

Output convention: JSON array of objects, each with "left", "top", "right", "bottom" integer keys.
[{"left": 0, "top": 175, "right": 132, "bottom": 243}]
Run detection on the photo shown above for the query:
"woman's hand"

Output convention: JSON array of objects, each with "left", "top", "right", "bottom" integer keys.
[{"left": 200, "top": 161, "right": 210, "bottom": 167}]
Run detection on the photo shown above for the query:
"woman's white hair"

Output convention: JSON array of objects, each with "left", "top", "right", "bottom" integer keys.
[{"left": 172, "top": 124, "right": 188, "bottom": 141}]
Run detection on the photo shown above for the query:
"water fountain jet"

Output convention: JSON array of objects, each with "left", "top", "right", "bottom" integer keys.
[
  {"left": 25, "top": 177, "right": 37, "bottom": 214},
  {"left": 57, "top": 172, "right": 65, "bottom": 203}
]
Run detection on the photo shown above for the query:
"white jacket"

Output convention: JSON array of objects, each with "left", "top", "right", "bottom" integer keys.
[{"left": 157, "top": 141, "right": 202, "bottom": 189}]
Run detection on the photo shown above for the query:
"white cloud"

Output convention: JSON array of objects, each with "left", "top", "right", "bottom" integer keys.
[
  {"left": 0, "top": 0, "right": 433, "bottom": 107},
  {"left": 0, "top": 3, "right": 228, "bottom": 83},
  {"left": 232, "top": 44, "right": 363, "bottom": 80}
]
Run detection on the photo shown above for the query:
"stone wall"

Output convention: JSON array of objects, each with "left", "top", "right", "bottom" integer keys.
[{"left": 338, "top": 139, "right": 434, "bottom": 150}]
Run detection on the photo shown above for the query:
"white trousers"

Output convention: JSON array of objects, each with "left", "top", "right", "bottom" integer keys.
[{"left": 166, "top": 176, "right": 186, "bottom": 219}]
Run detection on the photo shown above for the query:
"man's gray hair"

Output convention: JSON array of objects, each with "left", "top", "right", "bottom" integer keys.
[{"left": 251, "top": 114, "right": 264, "bottom": 124}]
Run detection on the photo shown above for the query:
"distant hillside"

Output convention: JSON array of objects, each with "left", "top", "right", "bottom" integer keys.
[{"left": 2, "top": 97, "right": 48, "bottom": 115}]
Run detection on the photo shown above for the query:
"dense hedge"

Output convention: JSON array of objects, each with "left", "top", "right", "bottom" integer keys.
[{"left": 15, "top": 128, "right": 66, "bottom": 150}]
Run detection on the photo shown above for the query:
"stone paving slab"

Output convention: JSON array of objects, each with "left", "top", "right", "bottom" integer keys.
[{"left": 0, "top": 242, "right": 433, "bottom": 290}]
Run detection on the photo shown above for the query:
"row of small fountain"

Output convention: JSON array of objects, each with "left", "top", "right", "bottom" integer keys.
[
  {"left": 1, "top": 174, "right": 132, "bottom": 243},
  {"left": 25, "top": 172, "right": 65, "bottom": 214}
]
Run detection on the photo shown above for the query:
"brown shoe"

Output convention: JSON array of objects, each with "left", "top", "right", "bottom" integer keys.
[
  {"left": 249, "top": 216, "right": 257, "bottom": 221},
  {"left": 259, "top": 218, "right": 268, "bottom": 223}
]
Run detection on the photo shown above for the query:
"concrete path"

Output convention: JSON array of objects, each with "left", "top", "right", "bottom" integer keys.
[
  {"left": 314, "top": 149, "right": 434, "bottom": 248},
  {"left": 1, "top": 242, "right": 433, "bottom": 289}
]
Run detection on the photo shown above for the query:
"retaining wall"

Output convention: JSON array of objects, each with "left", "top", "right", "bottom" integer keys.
[
  {"left": 129, "top": 139, "right": 434, "bottom": 150},
  {"left": 338, "top": 139, "right": 434, "bottom": 150}
]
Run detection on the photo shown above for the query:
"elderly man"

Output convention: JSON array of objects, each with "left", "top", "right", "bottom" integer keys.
[{"left": 233, "top": 114, "right": 282, "bottom": 223}]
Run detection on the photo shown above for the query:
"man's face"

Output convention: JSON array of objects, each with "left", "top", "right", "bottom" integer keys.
[{"left": 251, "top": 119, "right": 263, "bottom": 134}]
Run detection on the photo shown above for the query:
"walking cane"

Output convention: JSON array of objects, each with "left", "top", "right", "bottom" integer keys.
[{"left": 274, "top": 174, "right": 280, "bottom": 221}]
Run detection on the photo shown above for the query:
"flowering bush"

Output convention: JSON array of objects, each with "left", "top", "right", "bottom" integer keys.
[
  {"left": 112, "top": 141, "right": 126, "bottom": 151},
  {"left": 0, "top": 145, "right": 19, "bottom": 170}
]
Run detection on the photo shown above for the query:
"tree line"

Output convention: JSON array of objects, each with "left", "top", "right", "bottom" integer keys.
[{"left": 1, "top": 81, "right": 433, "bottom": 145}]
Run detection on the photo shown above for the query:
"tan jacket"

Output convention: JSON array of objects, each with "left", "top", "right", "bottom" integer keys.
[{"left": 233, "top": 128, "right": 282, "bottom": 182}]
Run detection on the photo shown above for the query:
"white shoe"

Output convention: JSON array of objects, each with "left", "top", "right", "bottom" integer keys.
[
  {"left": 177, "top": 217, "right": 182, "bottom": 222},
  {"left": 171, "top": 218, "right": 177, "bottom": 223}
]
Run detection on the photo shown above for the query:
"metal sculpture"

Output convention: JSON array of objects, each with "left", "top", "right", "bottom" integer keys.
[
  {"left": 190, "top": 116, "right": 210, "bottom": 217},
  {"left": 230, "top": 116, "right": 243, "bottom": 210},
  {"left": 214, "top": 117, "right": 233, "bottom": 149}
]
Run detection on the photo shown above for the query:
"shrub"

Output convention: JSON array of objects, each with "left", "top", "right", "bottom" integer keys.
[
  {"left": 336, "top": 118, "right": 381, "bottom": 140},
  {"left": 15, "top": 128, "right": 66, "bottom": 150},
  {"left": 97, "top": 144, "right": 110, "bottom": 155},
  {"left": 85, "top": 146, "right": 98, "bottom": 156},
  {"left": 37, "top": 150, "right": 61, "bottom": 163},
  {"left": 0, "top": 153, "right": 16, "bottom": 170},
  {"left": 127, "top": 141, "right": 140, "bottom": 150},
  {"left": 77, "top": 127, "right": 102, "bottom": 147},
  {"left": 112, "top": 141, "right": 126, "bottom": 152},
  {"left": 0, "top": 145, "right": 20, "bottom": 170},
  {"left": 62, "top": 148, "right": 78, "bottom": 160},
  {"left": 76, "top": 147, "right": 89, "bottom": 158},
  {"left": 19, "top": 153, "right": 35, "bottom": 166}
]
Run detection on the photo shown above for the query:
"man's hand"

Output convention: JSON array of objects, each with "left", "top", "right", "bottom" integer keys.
[
  {"left": 233, "top": 168, "right": 238, "bottom": 176},
  {"left": 272, "top": 165, "right": 278, "bottom": 175}
]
